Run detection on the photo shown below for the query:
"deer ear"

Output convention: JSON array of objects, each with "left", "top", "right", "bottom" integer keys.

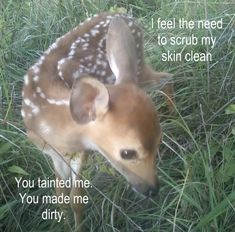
[
  {"left": 106, "top": 17, "right": 138, "bottom": 84},
  {"left": 139, "top": 65, "right": 174, "bottom": 112},
  {"left": 70, "top": 77, "right": 109, "bottom": 124},
  {"left": 139, "top": 65, "right": 173, "bottom": 88}
]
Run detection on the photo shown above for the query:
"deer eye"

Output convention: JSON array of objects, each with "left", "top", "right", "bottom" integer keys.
[{"left": 120, "top": 149, "right": 137, "bottom": 160}]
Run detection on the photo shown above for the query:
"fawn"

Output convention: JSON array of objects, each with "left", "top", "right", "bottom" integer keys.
[{"left": 21, "top": 12, "right": 173, "bottom": 229}]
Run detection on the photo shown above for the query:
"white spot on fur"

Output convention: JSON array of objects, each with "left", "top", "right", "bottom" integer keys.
[
  {"left": 47, "top": 99, "right": 56, "bottom": 104},
  {"left": 37, "top": 59, "right": 43, "bottom": 66},
  {"left": 103, "top": 19, "right": 111, "bottom": 27},
  {"left": 95, "top": 24, "right": 101, "bottom": 28},
  {"left": 91, "top": 65, "right": 97, "bottom": 73},
  {"left": 36, "top": 87, "right": 42, "bottom": 93},
  {"left": 45, "top": 42, "right": 58, "bottom": 54},
  {"left": 21, "top": 109, "right": 25, "bottom": 118},
  {"left": 101, "top": 61, "right": 107, "bottom": 68},
  {"left": 55, "top": 37, "right": 60, "bottom": 43},
  {"left": 85, "top": 55, "right": 93, "bottom": 60},
  {"left": 80, "top": 37, "right": 86, "bottom": 43},
  {"left": 75, "top": 38, "right": 81, "bottom": 44},
  {"left": 98, "top": 38, "right": 105, "bottom": 48},
  {"left": 83, "top": 43, "right": 89, "bottom": 48},
  {"left": 32, "top": 65, "right": 40, "bottom": 74},
  {"left": 68, "top": 49, "right": 76, "bottom": 57},
  {"left": 24, "top": 98, "right": 31, "bottom": 106},
  {"left": 128, "top": 21, "right": 133, "bottom": 27},
  {"left": 39, "top": 120, "right": 52, "bottom": 135},
  {"left": 137, "top": 31, "right": 141, "bottom": 37},
  {"left": 97, "top": 53, "right": 103, "bottom": 59},
  {"left": 24, "top": 98, "right": 40, "bottom": 115},
  {"left": 47, "top": 98, "right": 69, "bottom": 106},
  {"left": 40, "top": 56, "right": 45, "bottom": 62},
  {"left": 24, "top": 75, "right": 29, "bottom": 85},
  {"left": 40, "top": 92, "right": 46, "bottom": 99},
  {"left": 50, "top": 42, "right": 58, "bottom": 50},
  {"left": 58, "top": 58, "right": 66, "bottom": 67},
  {"left": 72, "top": 26, "right": 79, "bottom": 32},
  {"left": 60, "top": 34, "right": 66, "bottom": 40},
  {"left": 91, "top": 29, "right": 99, "bottom": 36},
  {"left": 32, "top": 105, "right": 40, "bottom": 115},
  {"left": 33, "top": 75, "right": 39, "bottom": 82}
]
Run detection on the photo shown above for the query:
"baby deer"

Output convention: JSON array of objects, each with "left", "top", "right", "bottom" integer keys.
[{"left": 21, "top": 13, "right": 173, "bottom": 230}]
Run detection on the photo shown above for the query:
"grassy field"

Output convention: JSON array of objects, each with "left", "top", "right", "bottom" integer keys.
[{"left": 0, "top": 0, "right": 234, "bottom": 231}]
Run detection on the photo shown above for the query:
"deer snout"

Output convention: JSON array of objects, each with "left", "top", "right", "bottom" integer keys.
[{"left": 132, "top": 178, "right": 160, "bottom": 197}]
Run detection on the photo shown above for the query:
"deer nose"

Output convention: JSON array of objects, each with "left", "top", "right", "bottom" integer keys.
[
  {"left": 133, "top": 180, "right": 160, "bottom": 197},
  {"left": 144, "top": 185, "right": 159, "bottom": 197},
  {"left": 143, "top": 178, "right": 160, "bottom": 197}
]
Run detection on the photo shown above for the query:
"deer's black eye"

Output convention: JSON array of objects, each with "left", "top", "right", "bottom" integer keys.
[{"left": 120, "top": 149, "right": 137, "bottom": 160}]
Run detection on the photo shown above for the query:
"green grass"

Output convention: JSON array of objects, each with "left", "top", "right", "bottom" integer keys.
[{"left": 1, "top": 0, "right": 235, "bottom": 231}]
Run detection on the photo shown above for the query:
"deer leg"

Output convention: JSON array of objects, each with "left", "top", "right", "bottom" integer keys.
[
  {"left": 38, "top": 146, "right": 71, "bottom": 227},
  {"left": 27, "top": 130, "right": 71, "bottom": 198},
  {"left": 69, "top": 152, "right": 87, "bottom": 231}
]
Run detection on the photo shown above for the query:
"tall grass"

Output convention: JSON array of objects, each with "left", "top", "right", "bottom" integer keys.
[{"left": 1, "top": 0, "right": 234, "bottom": 231}]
